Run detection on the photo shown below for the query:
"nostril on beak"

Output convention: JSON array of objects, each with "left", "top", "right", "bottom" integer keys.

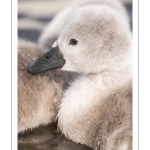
[{"left": 45, "top": 56, "right": 49, "bottom": 59}]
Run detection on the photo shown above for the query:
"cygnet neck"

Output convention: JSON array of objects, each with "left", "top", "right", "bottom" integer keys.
[{"left": 81, "top": 63, "right": 132, "bottom": 99}]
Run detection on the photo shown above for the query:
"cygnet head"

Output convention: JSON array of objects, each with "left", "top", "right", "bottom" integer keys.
[
  {"left": 57, "top": 5, "right": 132, "bottom": 73},
  {"left": 28, "top": 5, "right": 132, "bottom": 74}
]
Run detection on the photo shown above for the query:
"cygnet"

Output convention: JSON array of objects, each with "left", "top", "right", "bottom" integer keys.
[{"left": 28, "top": 1, "right": 132, "bottom": 150}]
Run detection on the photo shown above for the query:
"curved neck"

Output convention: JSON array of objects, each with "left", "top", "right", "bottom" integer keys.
[{"left": 84, "top": 63, "right": 132, "bottom": 99}]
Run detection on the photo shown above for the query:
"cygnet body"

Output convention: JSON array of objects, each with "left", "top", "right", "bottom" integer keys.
[
  {"left": 18, "top": 40, "right": 67, "bottom": 132},
  {"left": 27, "top": 1, "right": 132, "bottom": 149}
]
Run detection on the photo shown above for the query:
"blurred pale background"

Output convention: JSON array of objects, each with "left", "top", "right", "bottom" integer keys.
[{"left": 18, "top": 0, "right": 132, "bottom": 42}]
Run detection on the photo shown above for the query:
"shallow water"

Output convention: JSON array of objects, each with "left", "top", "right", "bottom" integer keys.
[{"left": 18, "top": 125, "right": 93, "bottom": 150}]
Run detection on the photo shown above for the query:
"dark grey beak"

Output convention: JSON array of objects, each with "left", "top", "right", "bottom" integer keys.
[{"left": 27, "top": 47, "right": 65, "bottom": 74}]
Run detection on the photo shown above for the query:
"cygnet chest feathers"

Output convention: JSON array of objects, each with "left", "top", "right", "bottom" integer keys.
[{"left": 57, "top": 75, "right": 132, "bottom": 149}]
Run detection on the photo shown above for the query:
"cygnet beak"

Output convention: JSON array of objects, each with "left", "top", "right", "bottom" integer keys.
[{"left": 27, "top": 47, "right": 65, "bottom": 74}]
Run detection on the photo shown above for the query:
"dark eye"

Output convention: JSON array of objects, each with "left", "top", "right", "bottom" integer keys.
[{"left": 69, "top": 39, "right": 78, "bottom": 45}]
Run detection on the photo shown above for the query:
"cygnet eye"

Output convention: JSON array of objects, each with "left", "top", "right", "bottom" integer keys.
[{"left": 69, "top": 39, "right": 78, "bottom": 45}]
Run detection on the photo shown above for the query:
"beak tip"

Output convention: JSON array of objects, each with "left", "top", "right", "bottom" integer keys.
[
  {"left": 27, "top": 66, "right": 32, "bottom": 74},
  {"left": 27, "top": 64, "right": 35, "bottom": 74}
]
